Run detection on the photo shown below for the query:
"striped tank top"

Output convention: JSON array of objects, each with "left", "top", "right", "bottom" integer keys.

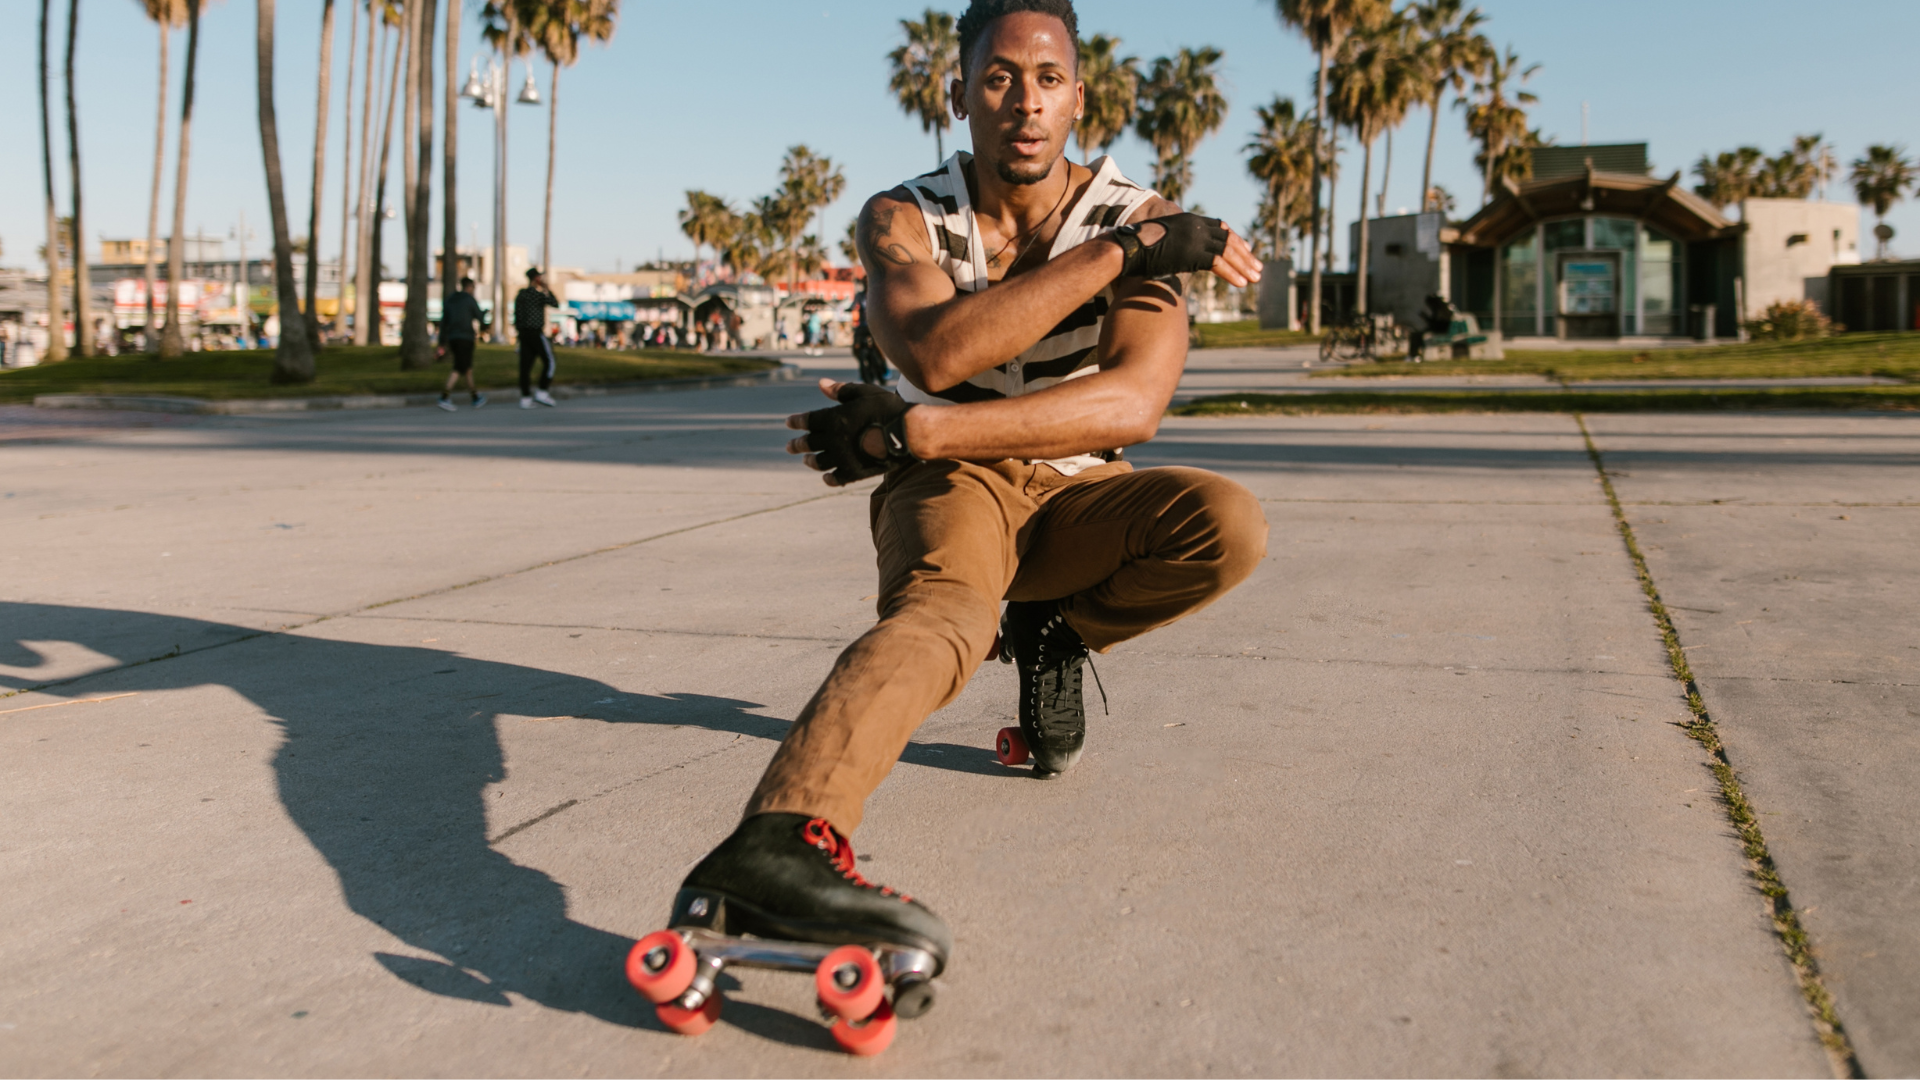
[{"left": 898, "top": 151, "right": 1158, "bottom": 475}]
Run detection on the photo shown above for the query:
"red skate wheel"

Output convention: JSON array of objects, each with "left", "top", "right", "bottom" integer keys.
[
  {"left": 655, "top": 993, "right": 722, "bottom": 1036},
  {"left": 829, "top": 998, "right": 897, "bottom": 1056},
  {"left": 814, "top": 945, "right": 884, "bottom": 1021},
  {"left": 995, "top": 726, "right": 1029, "bottom": 767},
  {"left": 626, "top": 930, "right": 695, "bottom": 1004}
]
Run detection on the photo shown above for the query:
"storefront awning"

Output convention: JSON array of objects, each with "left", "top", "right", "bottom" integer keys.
[
  {"left": 1455, "top": 167, "right": 1736, "bottom": 248},
  {"left": 568, "top": 300, "right": 636, "bottom": 322}
]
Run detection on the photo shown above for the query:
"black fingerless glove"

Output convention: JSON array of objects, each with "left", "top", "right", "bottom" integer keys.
[
  {"left": 803, "top": 382, "right": 918, "bottom": 484},
  {"left": 1107, "top": 213, "right": 1229, "bottom": 278}
]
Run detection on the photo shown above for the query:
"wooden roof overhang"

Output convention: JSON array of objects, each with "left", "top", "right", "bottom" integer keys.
[{"left": 1453, "top": 166, "right": 1737, "bottom": 248}]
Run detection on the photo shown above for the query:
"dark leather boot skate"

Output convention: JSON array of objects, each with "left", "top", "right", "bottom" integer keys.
[
  {"left": 671, "top": 813, "right": 951, "bottom": 971},
  {"left": 998, "top": 599, "right": 1092, "bottom": 776},
  {"left": 628, "top": 813, "right": 949, "bottom": 1050}
]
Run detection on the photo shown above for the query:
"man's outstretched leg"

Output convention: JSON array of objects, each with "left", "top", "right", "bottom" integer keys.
[{"left": 672, "top": 461, "right": 1029, "bottom": 973}]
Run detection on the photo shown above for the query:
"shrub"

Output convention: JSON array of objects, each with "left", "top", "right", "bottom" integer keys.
[{"left": 1744, "top": 299, "right": 1833, "bottom": 341}]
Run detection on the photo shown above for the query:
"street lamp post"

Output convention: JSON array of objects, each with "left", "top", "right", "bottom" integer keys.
[{"left": 461, "top": 56, "right": 540, "bottom": 344}]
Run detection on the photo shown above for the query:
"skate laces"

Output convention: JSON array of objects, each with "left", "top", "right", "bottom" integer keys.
[
  {"left": 1034, "top": 610, "right": 1108, "bottom": 717},
  {"left": 802, "top": 818, "right": 911, "bottom": 902}
]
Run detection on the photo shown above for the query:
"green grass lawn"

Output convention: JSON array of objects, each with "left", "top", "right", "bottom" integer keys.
[
  {"left": 0, "top": 344, "right": 778, "bottom": 404},
  {"left": 1173, "top": 384, "right": 1920, "bottom": 417},
  {"left": 1191, "top": 319, "right": 1318, "bottom": 349},
  {"left": 1310, "top": 332, "right": 1920, "bottom": 382}
]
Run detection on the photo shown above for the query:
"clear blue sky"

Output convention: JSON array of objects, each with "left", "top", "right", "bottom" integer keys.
[{"left": 5, "top": 0, "right": 1917, "bottom": 278}]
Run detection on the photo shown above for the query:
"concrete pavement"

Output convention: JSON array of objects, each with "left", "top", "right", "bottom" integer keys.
[{"left": 2, "top": 347, "right": 1909, "bottom": 1075}]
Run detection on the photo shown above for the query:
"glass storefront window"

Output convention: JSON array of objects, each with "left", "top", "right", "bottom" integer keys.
[
  {"left": 1641, "top": 226, "right": 1677, "bottom": 336},
  {"left": 1592, "top": 218, "right": 1637, "bottom": 250},
  {"left": 1543, "top": 220, "right": 1583, "bottom": 252},
  {"left": 1500, "top": 232, "right": 1537, "bottom": 337}
]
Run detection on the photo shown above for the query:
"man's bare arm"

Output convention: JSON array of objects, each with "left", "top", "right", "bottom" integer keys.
[{"left": 857, "top": 190, "right": 1260, "bottom": 395}]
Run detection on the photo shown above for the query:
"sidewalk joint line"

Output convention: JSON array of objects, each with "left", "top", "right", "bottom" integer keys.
[
  {"left": 0, "top": 490, "right": 846, "bottom": 702},
  {"left": 1577, "top": 413, "right": 1862, "bottom": 1079}
]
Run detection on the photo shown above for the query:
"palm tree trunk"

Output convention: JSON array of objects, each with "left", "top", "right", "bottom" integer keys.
[
  {"left": 1308, "top": 43, "right": 1326, "bottom": 335},
  {"left": 39, "top": 0, "right": 67, "bottom": 362},
  {"left": 1420, "top": 88, "right": 1440, "bottom": 213},
  {"left": 1271, "top": 180, "right": 1284, "bottom": 264},
  {"left": 358, "top": 20, "right": 402, "bottom": 346},
  {"left": 65, "top": 0, "right": 93, "bottom": 357},
  {"left": 935, "top": 124, "right": 943, "bottom": 166},
  {"left": 440, "top": 0, "right": 457, "bottom": 305},
  {"left": 1357, "top": 132, "right": 1373, "bottom": 315},
  {"left": 304, "top": 0, "right": 336, "bottom": 349},
  {"left": 334, "top": 0, "right": 358, "bottom": 336},
  {"left": 1324, "top": 132, "right": 1339, "bottom": 273},
  {"left": 400, "top": 0, "right": 437, "bottom": 369},
  {"left": 1377, "top": 128, "right": 1392, "bottom": 219},
  {"left": 259, "top": 0, "right": 315, "bottom": 381},
  {"left": 542, "top": 60, "right": 557, "bottom": 273},
  {"left": 159, "top": 0, "right": 199, "bottom": 359},
  {"left": 143, "top": 22, "right": 169, "bottom": 353},
  {"left": 352, "top": 18, "right": 387, "bottom": 345}
]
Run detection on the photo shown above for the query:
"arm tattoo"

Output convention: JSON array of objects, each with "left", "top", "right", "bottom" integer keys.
[{"left": 860, "top": 203, "right": 917, "bottom": 268}]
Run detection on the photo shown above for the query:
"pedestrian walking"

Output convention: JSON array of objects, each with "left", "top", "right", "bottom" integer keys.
[
  {"left": 438, "top": 277, "right": 490, "bottom": 411},
  {"left": 515, "top": 268, "right": 560, "bottom": 408}
]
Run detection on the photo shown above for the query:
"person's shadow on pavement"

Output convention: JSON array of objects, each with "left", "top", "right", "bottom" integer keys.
[{"left": 3, "top": 601, "right": 1004, "bottom": 1045}]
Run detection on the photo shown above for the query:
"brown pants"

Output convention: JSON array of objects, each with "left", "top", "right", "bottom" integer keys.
[{"left": 746, "top": 458, "right": 1268, "bottom": 832}]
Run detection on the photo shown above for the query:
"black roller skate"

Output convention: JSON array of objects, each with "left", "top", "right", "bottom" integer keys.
[
  {"left": 994, "top": 599, "right": 1102, "bottom": 777},
  {"left": 625, "top": 813, "right": 949, "bottom": 1056}
]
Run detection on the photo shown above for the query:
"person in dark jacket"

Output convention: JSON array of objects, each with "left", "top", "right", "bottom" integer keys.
[
  {"left": 514, "top": 268, "right": 561, "bottom": 407},
  {"left": 438, "top": 277, "right": 490, "bottom": 410}
]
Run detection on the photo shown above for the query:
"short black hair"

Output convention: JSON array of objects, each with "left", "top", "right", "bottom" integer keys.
[
  {"left": 459, "top": 276, "right": 475, "bottom": 288},
  {"left": 956, "top": 0, "right": 1078, "bottom": 77}
]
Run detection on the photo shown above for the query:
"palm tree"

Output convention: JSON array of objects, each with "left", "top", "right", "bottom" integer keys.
[
  {"left": 302, "top": 0, "right": 337, "bottom": 349},
  {"left": 399, "top": 0, "right": 445, "bottom": 371},
  {"left": 440, "top": 0, "right": 458, "bottom": 318},
  {"left": 1408, "top": 0, "right": 1489, "bottom": 217},
  {"left": 258, "top": 0, "right": 316, "bottom": 381},
  {"left": 1133, "top": 47, "right": 1228, "bottom": 205},
  {"left": 139, "top": 0, "right": 190, "bottom": 354},
  {"left": 39, "top": 0, "right": 67, "bottom": 362},
  {"left": 1244, "top": 96, "right": 1315, "bottom": 262},
  {"left": 1274, "top": 0, "right": 1388, "bottom": 333},
  {"left": 159, "top": 0, "right": 202, "bottom": 358},
  {"left": 1478, "top": 125, "right": 1546, "bottom": 191},
  {"left": 773, "top": 145, "right": 846, "bottom": 294},
  {"left": 1075, "top": 34, "right": 1139, "bottom": 163},
  {"left": 355, "top": 0, "right": 404, "bottom": 346},
  {"left": 333, "top": 0, "right": 360, "bottom": 337},
  {"left": 1851, "top": 145, "right": 1915, "bottom": 258},
  {"left": 1692, "top": 146, "right": 1764, "bottom": 210},
  {"left": 888, "top": 9, "right": 958, "bottom": 166},
  {"left": 65, "top": 0, "right": 94, "bottom": 356},
  {"left": 839, "top": 218, "right": 860, "bottom": 270},
  {"left": 480, "top": 0, "right": 533, "bottom": 338},
  {"left": 1459, "top": 45, "right": 1537, "bottom": 206},
  {"left": 1328, "top": 17, "right": 1418, "bottom": 313},
  {"left": 526, "top": 0, "right": 619, "bottom": 277},
  {"left": 678, "top": 190, "right": 732, "bottom": 267},
  {"left": 1801, "top": 135, "right": 1838, "bottom": 201}
]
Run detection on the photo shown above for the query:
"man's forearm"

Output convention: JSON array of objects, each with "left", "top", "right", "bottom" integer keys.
[
  {"left": 902, "top": 365, "right": 1174, "bottom": 462},
  {"left": 887, "top": 238, "right": 1123, "bottom": 393}
]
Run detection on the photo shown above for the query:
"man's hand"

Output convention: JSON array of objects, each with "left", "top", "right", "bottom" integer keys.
[
  {"left": 785, "top": 378, "right": 917, "bottom": 487},
  {"left": 1121, "top": 214, "right": 1262, "bottom": 287}
]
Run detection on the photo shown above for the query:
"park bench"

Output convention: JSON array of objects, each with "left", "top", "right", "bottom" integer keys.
[{"left": 1416, "top": 314, "right": 1490, "bottom": 360}]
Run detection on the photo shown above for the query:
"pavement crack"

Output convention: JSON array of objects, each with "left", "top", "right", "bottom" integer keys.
[
  {"left": 1578, "top": 414, "right": 1862, "bottom": 1079},
  {"left": 487, "top": 738, "right": 762, "bottom": 845}
]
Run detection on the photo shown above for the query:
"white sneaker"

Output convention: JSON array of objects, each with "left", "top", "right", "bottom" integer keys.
[
  {"left": 437, "top": 398, "right": 457, "bottom": 412},
  {"left": 519, "top": 397, "right": 533, "bottom": 409},
  {"left": 533, "top": 390, "right": 557, "bottom": 407}
]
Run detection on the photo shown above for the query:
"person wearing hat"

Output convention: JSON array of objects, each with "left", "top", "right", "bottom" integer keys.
[{"left": 514, "top": 268, "right": 561, "bottom": 408}]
